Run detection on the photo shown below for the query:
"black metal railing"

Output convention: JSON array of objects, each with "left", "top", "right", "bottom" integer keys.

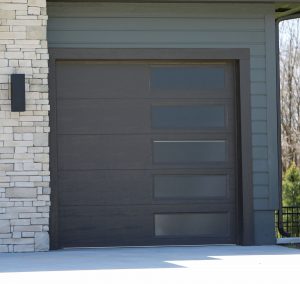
[{"left": 276, "top": 206, "right": 300, "bottom": 238}]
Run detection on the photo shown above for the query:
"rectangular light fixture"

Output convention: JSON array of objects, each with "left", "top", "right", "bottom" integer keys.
[{"left": 11, "top": 74, "right": 25, "bottom": 112}]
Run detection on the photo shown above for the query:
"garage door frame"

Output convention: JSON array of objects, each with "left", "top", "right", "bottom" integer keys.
[{"left": 49, "top": 48, "right": 254, "bottom": 249}]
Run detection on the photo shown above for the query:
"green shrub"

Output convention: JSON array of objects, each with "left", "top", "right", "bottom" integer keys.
[{"left": 282, "top": 162, "right": 300, "bottom": 206}]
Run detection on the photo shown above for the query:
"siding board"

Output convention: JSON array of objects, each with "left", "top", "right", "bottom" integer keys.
[
  {"left": 254, "top": 198, "right": 269, "bottom": 210},
  {"left": 252, "top": 122, "right": 267, "bottom": 134},
  {"left": 48, "top": 31, "right": 265, "bottom": 45},
  {"left": 48, "top": 18, "right": 265, "bottom": 31},
  {"left": 251, "top": 57, "right": 266, "bottom": 69},
  {"left": 47, "top": 3, "right": 273, "bottom": 18},
  {"left": 251, "top": 82, "right": 266, "bottom": 94},
  {"left": 253, "top": 160, "right": 269, "bottom": 172},
  {"left": 251, "top": 108, "right": 267, "bottom": 121},
  {"left": 251, "top": 69, "right": 266, "bottom": 82},
  {"left": 251, "top": 95, "right": 267, "bottom": 108},
  {"left": 253, "top": 186, "right": 269, "bottom": 198},
  {"left": 252, "top": 146, "right": 268, "bottom": 159},
  {"left": 253, "top": 173, "right": 269, "bottom": 185},
  {"left": 252, "top": 134, "right": 268, "bottom": 146}
]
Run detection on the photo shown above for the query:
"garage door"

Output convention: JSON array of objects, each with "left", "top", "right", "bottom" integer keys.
[{"left": 53, "top": 60, "right": 238, "bottom": 247}]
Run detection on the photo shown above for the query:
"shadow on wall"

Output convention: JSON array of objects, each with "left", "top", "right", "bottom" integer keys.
[{"left": 0, "top": 245, "right": 299, "bottom": 273}]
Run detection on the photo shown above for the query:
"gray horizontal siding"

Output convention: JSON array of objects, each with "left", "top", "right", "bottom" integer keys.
[
  {"left": 252, "top": 109, "right": 267, "bottom": 121},
  {"left": 251, "top": 69, "right": 266, "bottom": 82},
  {"left": 253, "top": 173, "right": 269, "bottom": 185},
  {"left": 253, "top": 147, "right": 268, "bottom": 159},
  {"left": 254, "top": 199, "right": 270, "bottom": 210},
  {"left": 251, "top": 82, "right": 266, "bottom": 95},
  {"left": 49, "top": 18, "right": 266, "bottom": 31},
  {"left": 252, "top": 122, "right": 267, "bottom": 134},
  {"left": 253, "top": 186, "right": 269, "bottom": 198},
  {"left": 48, "top": 30, "right": 265, "bottom": 45},
  {"left": 251, "top": 96, "right": 267, "bottom": 108},
  {"left": 252, "top": 135, "right": 268, "bottom": 146},
  {"left": 47, "top": 2, "right": 278, "bottom": 211},
  {"left": 47, "top": 3, "right": 274, "bottom": 18}
]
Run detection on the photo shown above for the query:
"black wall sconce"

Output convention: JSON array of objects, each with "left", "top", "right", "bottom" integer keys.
[{"left": 11, "top": 74, "right": 25, "bottom": 112}]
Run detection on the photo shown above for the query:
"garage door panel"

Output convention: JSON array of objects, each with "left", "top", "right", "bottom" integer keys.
[
  {"left": 56, "top": 61, "right": 234, "bottom": 100},
  {"left": 56, "top": 62, "right": 149, "bottom": 99},
  {"left": 58, "top": 135, "right": 152, "bottom": 170},
  {"left": 57, "top": 100, "right": 150, "bottom": 134},
  {"left": 59, "top": 206, "right": 155, "bottom": 247},
  {"left": 59, "top": 205, "right": 235, "bottom": 246},
  {"left": 57, "top": 100, "right": 233, "bottom": 134},
  {"left": 59, "top": 170, "right": 153, "bottom": 206},
  {"left": 58, "top": 134, "right": 235, "bottom": 170},
  {"left": 58, "top": 170, "right": 235, "bottom": 206}
]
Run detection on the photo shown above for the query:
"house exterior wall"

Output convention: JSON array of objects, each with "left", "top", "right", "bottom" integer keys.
[
  {"left": 0, "top": 1, "right": 278, "bottom": 252},
  {"left": 0, "top": 0, "right": 50, "bottom": 252},
  {"left": 48, "top": 2, "right": 279, "bottom": 244}
]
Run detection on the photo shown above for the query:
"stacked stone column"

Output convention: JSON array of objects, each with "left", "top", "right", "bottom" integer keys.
[{"left": 0, "top": 0, "right": 50, "bottom": 252}]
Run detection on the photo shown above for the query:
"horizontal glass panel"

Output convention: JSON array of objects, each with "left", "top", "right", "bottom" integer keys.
[
  {"left": 154, "top": 175, "right": 227, "bottom": 198},
  {"left": 150, "top": 66, "right": 225, "bottom": 91},
  {"left": 153, "top": 140, "right": 226, "bottom": 163},
  {"left": 155, "top": 213, "right": 229, "bottom": 237},
  {"left": 151, "top": 105, "right": 225, "bottom": 129}
]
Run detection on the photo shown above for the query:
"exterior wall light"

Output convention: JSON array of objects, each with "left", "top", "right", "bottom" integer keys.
[{"left": 11, "top": 74, "right": 25, "bottom": 112}]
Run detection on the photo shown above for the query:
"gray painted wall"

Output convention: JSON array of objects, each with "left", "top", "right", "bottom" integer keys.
[{"left": 47, "top": 2, "right": 278, "bottom": 244}]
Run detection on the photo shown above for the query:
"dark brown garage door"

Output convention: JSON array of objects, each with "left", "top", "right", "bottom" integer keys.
[{"left": 53, "top": 59, "right": 238, "bottom": 247}]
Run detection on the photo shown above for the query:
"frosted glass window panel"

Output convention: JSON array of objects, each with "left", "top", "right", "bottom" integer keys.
[
  {"left": 155, "top": 213, "right": 229, "bottom": 236},
  {"left": 151, "top": 105, "right": 226, "bottom": 129},
  {"left": 154, "top": 175, "right": 228, "bottom": 198},
  {"left": 153, "top": 140, "right": 227, "bottom": 163},
  {"left": 150, "top": 66, "right": 225, "bottom": 91}
]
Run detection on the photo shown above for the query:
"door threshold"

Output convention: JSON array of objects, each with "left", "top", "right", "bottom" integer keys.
[{"left": 62, "top": 244, "right": 237, "bottom": 250}]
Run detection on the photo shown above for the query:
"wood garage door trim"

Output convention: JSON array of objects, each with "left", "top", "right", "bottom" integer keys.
[{"left": 49, "top": 48, "right": 254, "bottom": 249}]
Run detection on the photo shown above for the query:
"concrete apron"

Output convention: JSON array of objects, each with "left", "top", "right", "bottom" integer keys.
[{"left": 0, "top": 245, "right": 299, "bottom": 284}]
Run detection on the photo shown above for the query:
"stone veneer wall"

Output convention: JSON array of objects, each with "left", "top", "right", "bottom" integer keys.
[{"left": 0, "top": 0, "right": 50, "bottom": 252}]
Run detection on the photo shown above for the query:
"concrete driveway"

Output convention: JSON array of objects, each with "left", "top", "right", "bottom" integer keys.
[{"left": 0, "top": 245, "right": 300, "bottom": 284}]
